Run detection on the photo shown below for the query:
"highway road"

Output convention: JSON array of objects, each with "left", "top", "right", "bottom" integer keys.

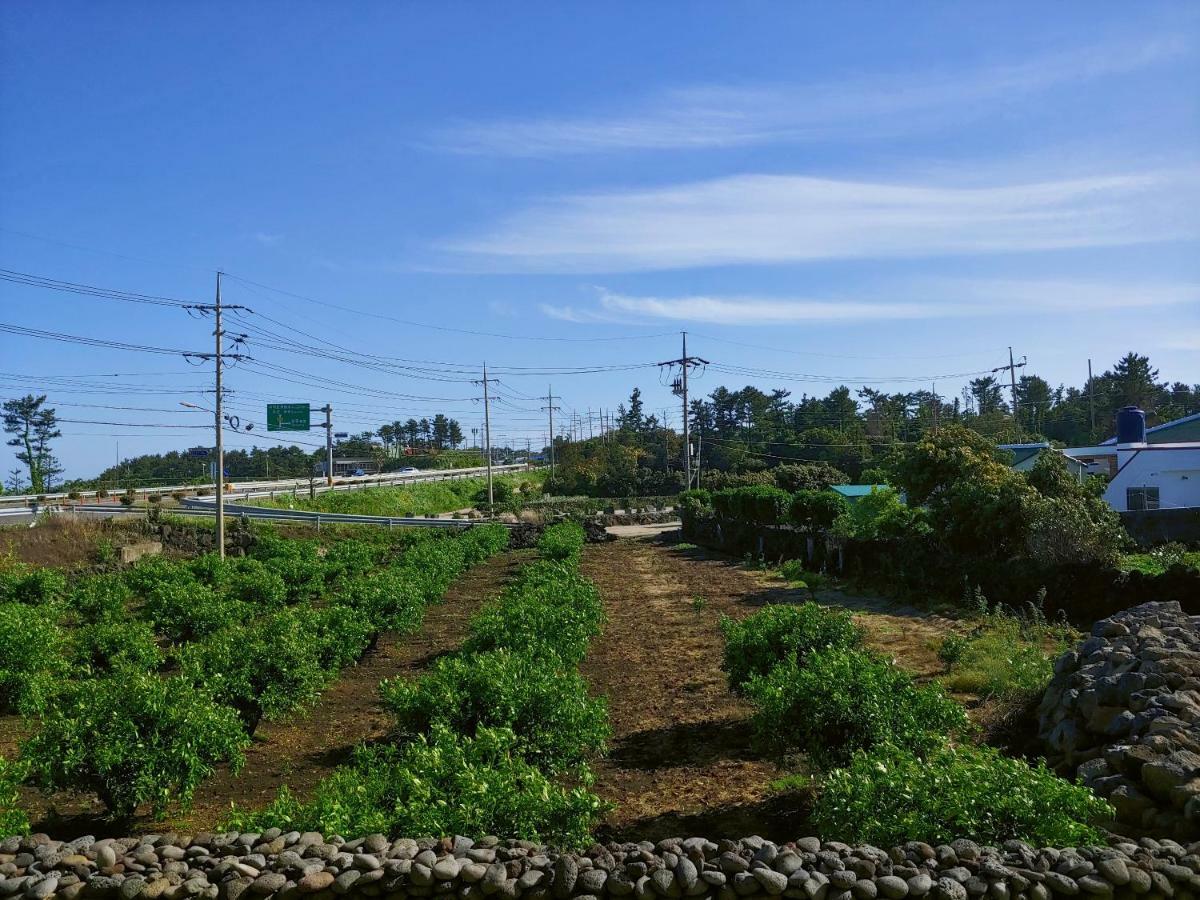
[
  {"left": 0, "top": 464, "right": 527, "bottom": 508},
  {"left": 0, "top": 464, "right": 528, "bottom": 525}
]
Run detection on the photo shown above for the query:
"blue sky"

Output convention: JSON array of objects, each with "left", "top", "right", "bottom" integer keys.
[{"left": 1, "top": 2, "right": 1197, "bottom": 479}]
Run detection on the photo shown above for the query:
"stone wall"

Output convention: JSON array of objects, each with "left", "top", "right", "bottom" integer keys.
[
  {"left": 1038, "top": 601, "right": 1200, "bottom": 839},
  {"left": 3, "top": 831, "right": 1199, "bottom": 900}
]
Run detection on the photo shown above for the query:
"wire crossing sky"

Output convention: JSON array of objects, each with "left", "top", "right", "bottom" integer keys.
[{"left": 1, "top": 3, "right": 1197, "bottom": 477}]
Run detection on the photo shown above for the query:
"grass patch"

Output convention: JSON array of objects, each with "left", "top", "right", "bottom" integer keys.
[
  {"left": 259, "top": 471, "right": 543, "bottom": 517},
  {"left": 1120, "top": 543, "right": 1200, "bottom": 576},
  {"left": 938, "top": 607, "right": 1075, "bottom": 702}
]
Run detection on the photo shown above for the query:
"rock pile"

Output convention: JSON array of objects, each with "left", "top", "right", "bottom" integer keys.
[
  {"left": 3, "top": 831, "right": 1199, "bottom": 900},
  {"left": 1038, "top": 600, "right": 1200, "bottom": 838}
]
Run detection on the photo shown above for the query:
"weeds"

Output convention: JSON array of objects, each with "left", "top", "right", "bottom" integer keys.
[{"left": 938, "top": 597, "right": 1075, "bottom": 702}]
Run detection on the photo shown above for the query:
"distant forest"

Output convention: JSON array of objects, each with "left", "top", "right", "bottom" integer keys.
[
  {"left": 25, "top": 351, "right": 1197, "bottom": 492},
  {"left": 545, "top": 352, "right": 1200, "bottom": 496}
]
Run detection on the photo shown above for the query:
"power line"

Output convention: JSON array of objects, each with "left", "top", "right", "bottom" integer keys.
[
  {"left": 221, "top": 271, "right": 676, "bottom": 344},
  {"left": 0, "top": 322, "right": 204, "bottom": 357},
  {"left": 0, "top": 267, "right": 198, "bottom": 307}
]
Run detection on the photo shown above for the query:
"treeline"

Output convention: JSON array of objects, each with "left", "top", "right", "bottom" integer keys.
[{"left": 548, "top": 352, "right": 1197, "bottom": 496}]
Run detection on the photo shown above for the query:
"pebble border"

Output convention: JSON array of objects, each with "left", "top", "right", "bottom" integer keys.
[{"left": 2, "top": 832, "right": 1199, "bottom": 900}]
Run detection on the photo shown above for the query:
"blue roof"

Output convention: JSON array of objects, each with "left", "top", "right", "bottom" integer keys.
[{"left": 831, "top": 484, "right": 888, "bottom": 498}]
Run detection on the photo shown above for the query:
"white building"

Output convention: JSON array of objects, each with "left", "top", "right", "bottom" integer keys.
[{"left": 1065, "top": 408, "right": 1200, "bottom": 512}]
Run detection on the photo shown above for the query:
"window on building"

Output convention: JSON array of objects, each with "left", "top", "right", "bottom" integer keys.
[{"left": 1127, "top": 486, "right": 1160, "bottom": 511}]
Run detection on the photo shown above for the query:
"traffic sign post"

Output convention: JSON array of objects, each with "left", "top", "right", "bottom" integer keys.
[{"left": 266, "top": 404, "right": 311, "bottom": 431}]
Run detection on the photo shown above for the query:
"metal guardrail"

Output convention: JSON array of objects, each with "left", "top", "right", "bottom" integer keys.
[
  {"left": 10, "top": 502, "right": 498, "bottom": 529},
  {"left": 0, "top": 464, "right": 528, "bottom": 508}
]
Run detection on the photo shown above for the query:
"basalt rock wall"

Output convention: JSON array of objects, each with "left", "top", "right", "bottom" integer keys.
[
  {"left": 3, "top": 832, "right": 1200, "bottom": 900},
  {"left": 1038, "top": 601, "right": 1200, "bottom": 839}
]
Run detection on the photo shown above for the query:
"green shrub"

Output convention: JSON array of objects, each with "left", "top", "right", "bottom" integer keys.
[
  {"left": 713, "top": 485, "right": 791, "bottom": 525},
  {"left": 788, "top": 490, "right": 848, "bottom": 533},
  {"left": 678, "top": 489, "right": 712, "bottom": 521},
  {"left": 322, "top": 539, "right": 382, "bottom": 582},
  {"left": 462, "top": 523, "right": 510, "bottom": 562},
  {"left": 140, "top": 578, "right": 251, "bottom": 642},
  {"left": 0, "top": 602, "right": 69, "bottom": 715},
  {"left": 179, "top": 612, "right": 329, "bottom": 733},
  {"left": 937, "top": 634, "right": 968, "bottom": 667},
  {"left": 538, "top": 522, "right": 585, "bottom": 561},
  {"left": 124, "top": 555, "right": 190, "bottom": 598},
  {"left": 720, "top": 603, "right": 863, "bottom": 694},
  {"left": 382, "top": 649, "right": 608, "bottom": 773},
  {"left": 746, "top": 648, "right": 969, "bottom": 767},
  {"left": 811, "top": 742, "right": 1113, "bottom": 846},
  {"left": 23, "top": 672, "right": 248, "bottom": 819},
  {"left": 0, "top": 566, "right": 68, "bottom": 606},
  {"left": 333, "top": 569, "right": 426, "bottom": 634},
  {"left": 68, "top": 573, "right": 132, "bottom": 622},
  {"left": 221, "top": 558, "right": 288, "bottom": 608},
  {"left": 255, "top": 539, "right": 326, "bottom": 604},
  {"left": 464, "top": 562, "right": 603, "bottom": 665},
  {"left": 226, "top": 725, "right": 604, "bottom": 846},
  {"left": 0, "top": 754, "right": 29, "bottom": 837},
  {"left": 296, "top": 605, "right": 375, "bottom": 672},
  {"left": 72, "top": 618, "right": 163, "bottom": 675}
]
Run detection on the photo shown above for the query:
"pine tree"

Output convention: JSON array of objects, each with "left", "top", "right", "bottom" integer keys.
[{"left": 3, "top": 395, "right": 63, "bottom": 493}]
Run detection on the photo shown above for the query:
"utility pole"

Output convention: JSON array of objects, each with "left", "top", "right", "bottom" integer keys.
[
  {"left": 214, "top": 274, "right": 225, "bottom": 557},
  {"left": 542, "top": 386, "right": 561, "bottom": 478},
  {"left": 1087, "top": 359, "right": 1096, "bottom": 439},
  {"left": 474, "top": 364, "right": 498, "bottom": 508},
  {"left": 931, "top": 383, "right": 939, "bottom": 435},
  {"left": 188, "top": 273, "right": 249, "bottom": 558},
  {"left": 658, "top": 332, "right": 708, "bottom": 490},
  {"left": 321, "top": 404, "right": 333, "bottom": 485},
  {"left": 991, "top": 349, "right": 1026, "bottom": 427}
]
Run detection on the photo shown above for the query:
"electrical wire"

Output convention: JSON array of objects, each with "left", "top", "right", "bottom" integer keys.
[{"left": 0, "top": 267, "right": 198, "bottom": 307}]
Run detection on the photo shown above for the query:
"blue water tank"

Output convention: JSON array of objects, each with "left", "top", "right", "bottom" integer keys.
[{"left": 1115, "top": 406, "right": 1146, "bottom": 444}]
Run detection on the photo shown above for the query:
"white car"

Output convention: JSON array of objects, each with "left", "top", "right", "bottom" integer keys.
[{"left": 399, "top": 466, "right": 418, "bottom": 473}]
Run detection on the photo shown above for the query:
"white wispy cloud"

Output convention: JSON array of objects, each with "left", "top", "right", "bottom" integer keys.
[
  {"left": 541, "top": 280, "right": 1200, "bottom": 326},
  {"left": 251, "top": 232, "right": 284, "bottom": 246},
  {"left": 445, "top": 169, "right": 1199, "bottom": 273},
  {"left": 432, "top": 35, "right": 1188, "bottom": 156}
]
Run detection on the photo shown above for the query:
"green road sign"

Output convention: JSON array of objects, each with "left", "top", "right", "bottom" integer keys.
[{"left": 267, "top": 403, "right": 311, "bottom": 431}]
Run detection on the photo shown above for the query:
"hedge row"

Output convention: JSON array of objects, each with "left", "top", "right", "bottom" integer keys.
[
  {"left": 229, "top": 521, "right": 608, "bottom": 845},
  {"left": 0, "top": 525, "right": 509, "bottom": 822},
  {"left": 721, "top": 603, "right": 1112, "bottom": 845}
]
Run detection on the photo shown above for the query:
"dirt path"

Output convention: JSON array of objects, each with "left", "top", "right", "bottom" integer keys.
[
  {"left": 579, "top": 537, "right": 962, "bottom": 842},
  {"left": 20, "top": 550, "right": 525, "bottom": 837},
  {"left": 579, "top": 539, "right": 793, "bottom": 842}
]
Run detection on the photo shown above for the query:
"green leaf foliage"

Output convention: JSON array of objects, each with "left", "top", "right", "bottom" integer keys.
[
  {"left": 226, "top": 725, "right": 604, "bottom": 847},
  {"left": 0, "top": 754, "right": 29, "bottom": 837},
  {"left": 139, "top": 577, "right": 251, "bottom": 643},
  {"left": 720, "top": 603, "right": 863, "bottom": 694},
  {"left": 464, "top": 561, "right": 603, "bottom": 666},
  {"left": 382, "top": 649, "right": 609, "bottom": 773},
  {"left": 23, "top": 672, "right": 248, "bottom": 819},
  {"left": 536, "top": 521, "right": 585, "bottom": 561},
  {"left": 0, "top": 565, "right": 68, "bottom": 606},
  {"left": 746, "top": 647, "right": 969, "bottom": 768},
  {"left": 713, "top": 485, "right": 792, "bottom": 525},
  {"left": 71, "top": 618, "right": 163, "bottom": 675},
  {"left": 0, "top": 602, "right": 69, "bottom": 715},
  {"left": 179, "top": 611, "right": 331, "bottom": 733},
  {"left": 66, "top": 573, "right": 132, "bottom": 622},
  {"left": 811, "top": 742, "right": 1113, "bottom": 846}
]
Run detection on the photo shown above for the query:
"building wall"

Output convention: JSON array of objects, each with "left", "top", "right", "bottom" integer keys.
[{"left": 1104, "top": 445, "right": 1200, "bottom": 511}]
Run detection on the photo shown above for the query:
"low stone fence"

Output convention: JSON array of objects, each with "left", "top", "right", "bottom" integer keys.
[
  {"left": 1038, "top": 601, "right": 1200, "bottom": 839},
  {"left": 3, "top": 831, "right": 1200, "bottom": 900}
]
